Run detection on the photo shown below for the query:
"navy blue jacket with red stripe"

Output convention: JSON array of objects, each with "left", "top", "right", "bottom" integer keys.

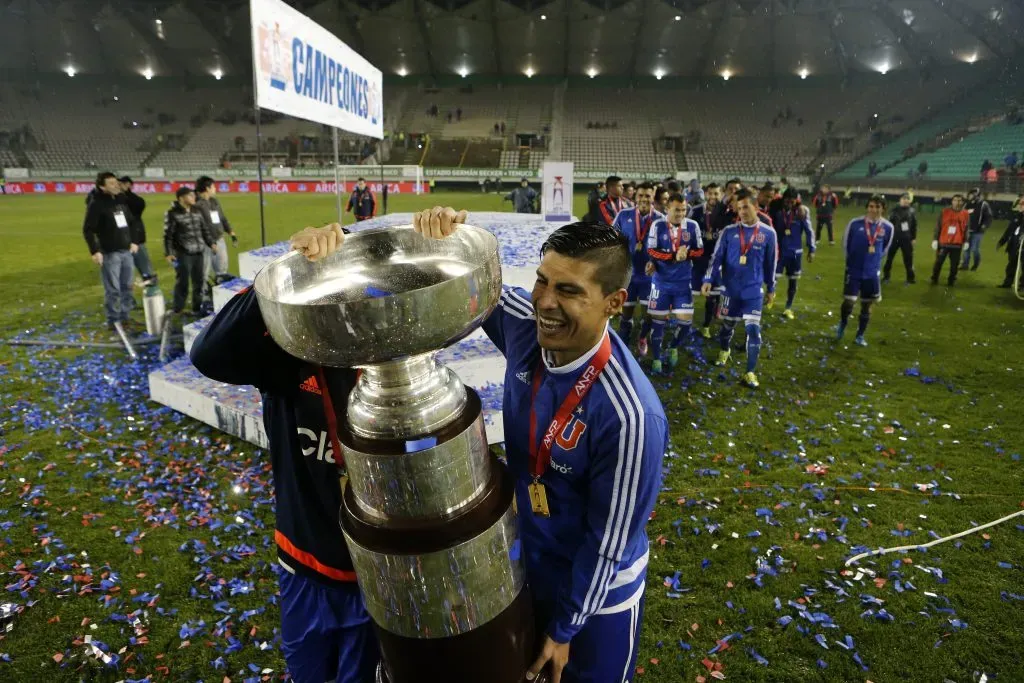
[{"left": 190, "top": 287, "right": 358, "bottom": 586}]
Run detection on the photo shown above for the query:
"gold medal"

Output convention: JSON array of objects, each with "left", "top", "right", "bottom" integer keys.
[
  {"left": 868, "top": 246, "right": 875, "bottom": 253},
  {"left": 528, "top": 481, "right": 551, "bottom": 517},
  {"left": 635, "top": 243, "right": 642, "bottom": 252},
  {"left": 785, "top": 230, "right": 791, "bottom": 236},
  {"left": 739, "top": 255, "right": 747, "bottom": 265}
]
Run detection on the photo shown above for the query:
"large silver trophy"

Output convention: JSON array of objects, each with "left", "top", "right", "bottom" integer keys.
[{"left": 254, "top": 225, "right": 537, "bottom": 682}]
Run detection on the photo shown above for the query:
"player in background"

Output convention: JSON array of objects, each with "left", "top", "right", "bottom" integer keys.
[
  {"left": 702, "top": 188, "right": 778, "bottom": 388},
  {"left": 645, "top": 193, "right": 703, "bottom": 373},
  {"left": 837, "top": 195, "right": 894, "bottom": 346},
  {"left": 770, "top": 188, "right": 815, "bottom": 319},
  {"left": 612, "top": 182, "right": 663, "bottom": 354},
  {"left": 812, "top": 184, "right": 839, "bottom": 245},
  {"left": 623, "top": 182, "right": 637, "bottom": 204},
  {"left": 598, "top": 175, "right": 632, "bottom": 224},
  {"left": 884, "top": 192, "right": 917, "bottom": 284},
  {"left": 757, "top": 182, "right": 777, "bottom": 214},
  {"left": 688, "top": 183, "right": 723, "bottom": 338},
  {"left": 653, "top": 186, "right": 670, "bottom": 215}
]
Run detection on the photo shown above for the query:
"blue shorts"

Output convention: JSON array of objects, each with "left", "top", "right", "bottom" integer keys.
[
  {"left": 648, "top": 283, "right": 693, "bottom": 315},
  {"left": 777, "top": 251, "right": 803, "bottom": 278},
  {"left": 625, "top": 278, "right": 652, "bottom": 305},
  {"left": 843, "top": 272, "right": 882, "bottom": 302},
  {"left": 534, "top": 595, "right": 645, "bottom": 683},
  {"left": 721, "top": 294, "right": 763, "bottom": 324},
  {"left": 279, "top": 569, "right": 379, "bottom": 683}
]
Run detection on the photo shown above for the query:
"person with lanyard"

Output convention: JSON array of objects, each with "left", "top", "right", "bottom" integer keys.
[
  {"left": 884, "top": 192, "right": 918, "bottom": 284},
  {"left": 770, "top": 188, "right": 815, "bottom": 320},
  {"left": 412, "top": 206, "right": 667, "bottom": 683},
  {"left": 688, "top": 183, "right": 723, "bottom": 338},
  {"left": 612, "top": 182, "right": 663, "bottom": 354},
  {"left": 929, "top": 193, "right": 969, "bottom": 287},
  {"left": 701, "top": 188, "right": 778, "bottom": 388},
  {"left": 645, "top": 193, "right": 703, "bottom": 374},
  {"left": 598, "top": 175, "right": 633, "bottom": 225},
  {"left": 190, "top": 223, "right": 381, "bottom": 683},
  {"left": 837, "top": 194, "right": 895, "bottom": 346}
]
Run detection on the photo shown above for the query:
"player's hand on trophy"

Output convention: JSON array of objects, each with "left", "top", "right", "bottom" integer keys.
[
  {"left": 290, "top": 223, "right": 345, "bottom": 261},
  {"left": 413, "top": 206, "right": 468, "bottom": 239}
]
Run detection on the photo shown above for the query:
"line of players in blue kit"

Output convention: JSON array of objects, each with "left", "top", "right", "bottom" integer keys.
[{"left": 606, "top": 175, "right": 895, "bottom": 388}]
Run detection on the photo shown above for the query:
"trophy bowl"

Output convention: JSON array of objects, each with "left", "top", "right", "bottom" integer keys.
[{"left": 253, "top": 224, "right": 503, "bottom": 368}]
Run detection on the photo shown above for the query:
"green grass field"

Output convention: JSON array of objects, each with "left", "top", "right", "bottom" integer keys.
[{"left": 0, "top": 190, "right": 1022, "bottom": 682}]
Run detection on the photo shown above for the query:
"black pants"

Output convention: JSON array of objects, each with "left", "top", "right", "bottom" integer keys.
[
  {"left": 816, "top": 216, "right": 834, "bottom": 243},
  {"left": 173, "top": 251, "right": 205, "bottom": 313},
  {"left": 883, "top": 238, "right": 915, "bottom": 282},
  {"left": 1004, "top": 240, "right": 1023, "bottom": 286},
  {"left": 931, "top": 247, "right": 962, "bottom": 285}
]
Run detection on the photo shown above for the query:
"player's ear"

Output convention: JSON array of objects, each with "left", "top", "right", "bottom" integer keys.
[{"left": 605, "top": 288, "right": 627, "bottom": 317}]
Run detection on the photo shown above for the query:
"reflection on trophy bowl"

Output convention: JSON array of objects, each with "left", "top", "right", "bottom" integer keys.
[{"left": 253, "top": 224, "right": 503, "bottom": 368}]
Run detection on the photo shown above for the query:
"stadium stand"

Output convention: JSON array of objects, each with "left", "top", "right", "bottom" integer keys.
[
  {"left": 562, "top": 89, "right": 675, "bottom": 173},
  {"left": 872, "top": 121, "right": 1023, "bottom": 181}
]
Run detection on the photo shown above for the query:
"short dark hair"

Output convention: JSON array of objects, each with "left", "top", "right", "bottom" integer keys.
[
  {"left": 782, "top": 187, "right": 799, "bottom": 200},
  {"left": 734, "top": 187, "right": 757, "bottom": 205},
  {"left": 195, "top": 176, "right": 215, "bottom": 194},
  {"left": 637, "top": 182, "right": 655, "bottom": 192},
  {"left": 867, "top": 193, "right": 887, "bottom": 208},
  {"left": 541, "top": 221, "right": 631, "bottom": 295},
  {"left": 705, "top": 182, "right": 720, "bottom": 191},
  {"left": 118, "top": 175, "right": 133, "bottom": 185},
  {"left": 357, "top": 177, "right": 366, "bottom": 182},
  {"left": 606, "top": 175, "right": 622, "bottom": 186},
  {"left": 666, "top": 192, "right": 686, "bottom": 205},
  {"left": 96, "top": 171, "right": 117, "bottom": 187},
  {"left": 727, "top": 177, "right": 743, "bottom": 187},
  {"left": 950, "top": 193, "right": 964, "bottom": 202},
  {"left": 666, "top": 181, "right": 682, "bottom": 193},
  {"left": 900, "top": 192, "right": 911, "bottom": 200},
  {"left": 760, "top": 182, "right": 775, "bottom": 192},
  {"left": 176, "top": 186, "right": 195, "bottom": 199}
]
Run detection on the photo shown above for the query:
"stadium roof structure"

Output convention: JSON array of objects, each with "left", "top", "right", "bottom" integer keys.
[{"left": 0, "top": 0, "right": 1021, "bottom": 82}]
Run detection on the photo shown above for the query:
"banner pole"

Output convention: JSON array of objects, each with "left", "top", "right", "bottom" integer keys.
[
  {"left": 380, "top": 159, "right": 386, "bottom": 215},
  {"left": 252, "top": 69, "right": 267, "bottom": 247},
  {"left": 333, "top": 127, "right": 343, "bottom": 226}
]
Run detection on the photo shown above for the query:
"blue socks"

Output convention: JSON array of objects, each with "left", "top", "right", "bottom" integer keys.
[
  {"left": 719, "top": 319, "right": 736, "bottom": 351},
  {"left": 745, "top": 323, "right": 762, "bottom": 372},
  {"left": 650, "top": 318, "right": 667, "bottom": 359}
]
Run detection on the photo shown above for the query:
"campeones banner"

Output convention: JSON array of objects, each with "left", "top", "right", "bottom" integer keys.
[
  {"left": 2, "top": 181, "right": 426, "bottom": 195},
  {"left": 250, "top": 0, "right": 383, "bottom": 139}
]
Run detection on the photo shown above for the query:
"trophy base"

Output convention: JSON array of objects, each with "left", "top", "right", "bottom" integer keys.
[{"left": 374, "top": 587, "right": 546, "bottom": 683}]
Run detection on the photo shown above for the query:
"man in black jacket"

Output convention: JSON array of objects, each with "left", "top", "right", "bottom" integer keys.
[
  {"left": 83, "top": 171, "right": 138, "bottom": 329},
  {"left": 346, "top": 178, "right": 377, "bottom": 222},
  {"left": 190, "top": 223, "right": 379, "bottom": 683},
  {"left": 997, "top": 196, "right": 1024, "bottom": 289},
  {"left": 584, "top": 181, "right": 605, "bottom": 222},
  {"left": 118, "top": 176, "right": 156, "bottom": 284},
  {"left": 884, "top": 193, "right": 917, "bottom": 284},
  {"left": 961, "top": 188, "right": 993, "bottom": 271},
  {"left": 164, "top": 186, "right": 215, "bottom": 315},
  {"left": 195, "top": 176, "right": 236, "bottom": 279}
]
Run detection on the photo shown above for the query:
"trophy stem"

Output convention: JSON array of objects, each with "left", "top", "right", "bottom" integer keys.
[{"left": 347, "top": 352, "right": 468, "bottom": 440}]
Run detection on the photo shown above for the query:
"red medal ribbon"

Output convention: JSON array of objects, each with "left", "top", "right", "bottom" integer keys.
[
  {"left": 316, "top": 367, "right": 348, "bottom": 471},
  {"left": 863, "top": 219, "right": 882, "bottom": 250},
  {"left": 528, "top": 334, "right": 613, "bottom": 479},
  {"left": 738, "top": 223, "right": 760, "bottom": 259},
  {"left": 669, "top": 223, "right": 684, "bottom": 253},
  {"left": 635, "top": 209, "right": 654, "bottom": 245}
]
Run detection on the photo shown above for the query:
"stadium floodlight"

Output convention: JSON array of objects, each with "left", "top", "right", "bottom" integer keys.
[
  {"left": 877, "top": 63, "right": 890, "bottom": 75},
  {"left": 799, "top": 68, "right": 809, "bottom": 79},
  {"left": 155, "top": 18, "right": 162, "bottom": 25},
  {"left": 142, "top": 67, "right": 154, "bottom": 80},
  {"left": 654, "top": 68, "right": 665, "bottom": 80},
  {"left": 965, "top": 52, "right": 978, "bottom": 64},
  {"left": 540, "top": 14, "right": 546, "bottom": 19},
  {"left": 64, "top": 66, "right": 76, "bottom": 78},
  {"left": 458, "top": 66, "right": 469, "bottom": 78},
  {"left": 721, "top": 69, "right": 732, "bottom": 81},
  {"left": 397, "top": 66, "right": 408, "bottom": 77},
  {"left": 525, "top": 67, "right": 535, "bottom": 78},
  {"left": 587, "top": 67, "right": 598, "bottom": 78},
  {"left": 212, "top": 68, "right": 223, "bottom": 80},
  {"left": 674, "top": 14, "right": 681, "bottom": 20}
]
